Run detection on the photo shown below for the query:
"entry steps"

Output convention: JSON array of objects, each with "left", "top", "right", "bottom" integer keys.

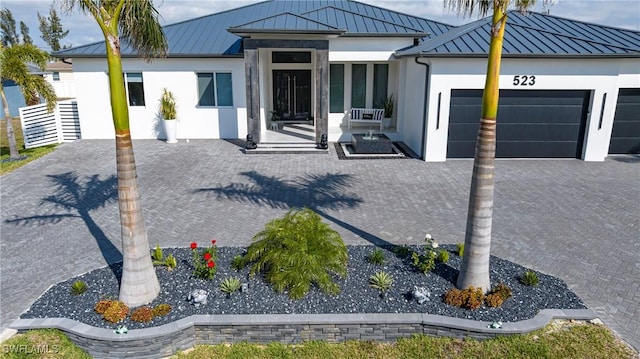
[{"left": 245, "top": 141, "right": 329, "bottom": 154}]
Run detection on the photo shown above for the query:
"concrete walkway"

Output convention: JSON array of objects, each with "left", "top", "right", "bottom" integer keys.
[{"left": 1, "top": 139, "right": 638, "bottom": 350}]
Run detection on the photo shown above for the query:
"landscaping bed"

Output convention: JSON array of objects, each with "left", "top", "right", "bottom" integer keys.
[{"left": 21, "top": 244, "right": 586, "bottom": 331}]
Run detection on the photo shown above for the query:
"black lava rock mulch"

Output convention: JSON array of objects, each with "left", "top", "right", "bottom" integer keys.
[{"left": 22, "top": 245, "right": 586, "bottom": 330}]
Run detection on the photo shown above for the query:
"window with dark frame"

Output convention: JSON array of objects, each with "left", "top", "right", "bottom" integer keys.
[
  {"left": 330, "top": 64, "right": 344, "bottom": 113},
  {"left": 125, "top": 72, "right": 145, "bottom": 106},
  {"left": 197, "top": 72, "right": 233, "bottom": 107},
  {"left": 373, "top": 64, "right": 388, "bottom": 108},
  {"left": 351, "top": 64, "right": 366, "bottom": 108}
]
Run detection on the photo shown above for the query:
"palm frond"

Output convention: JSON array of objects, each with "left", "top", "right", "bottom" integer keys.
[
  {"left": 119, "top": 0, "right": 167, "bottom": 59},
  {"left": 243, "top": 208, "right": 348, "bottom": 299}
]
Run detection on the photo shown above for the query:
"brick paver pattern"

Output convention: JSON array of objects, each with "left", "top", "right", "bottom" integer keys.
[{"left": 1, "top": 140, "right": 638, "bottom": 350}]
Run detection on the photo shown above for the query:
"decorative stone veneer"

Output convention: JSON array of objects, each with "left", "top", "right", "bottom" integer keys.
[{"left": 10, "top": 309, "right": 596, "bottom": 359}]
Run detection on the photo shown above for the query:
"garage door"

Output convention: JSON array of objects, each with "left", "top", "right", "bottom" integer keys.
[
  {"left": 608, "top": 88, "right": 640, "bottom": 154},
  {"left": 448, "top": 90, "right": 590, "bottom": 158}
]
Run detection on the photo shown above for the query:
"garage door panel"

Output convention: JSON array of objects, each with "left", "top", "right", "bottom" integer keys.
[
  {"left": 496, "top": 142, "right": 580, "bottom": 158},
  {"left": 448, "top": 123, "right": 480, "bottom": 141},
  {"left": 497, "top": 124, "right": 582, "bottom": 141},
  {"left": 609, "top": 139, "right": 640, "bottom": 154},
  {"left": 448, "top": 89, "right": 588, "bottom": 158},
  {"left": 610, "top": 121, "right": 640, "bottom": 137},
  {"left": 497, "top": 107, "right": 586, "bottom": 124},
  {"left": 609, "top": 88, "right": 640, "bottom": 154},
  {"left": 447, "top": 141, "right": 477, "bottom": 158}
]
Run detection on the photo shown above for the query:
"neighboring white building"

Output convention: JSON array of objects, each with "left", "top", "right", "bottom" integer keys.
[
  {"left": 44, "top": 60, "right": 76, "bottom": 99},
  {"left": 55, "top": 0, "right": 640, "bottom": 161}
]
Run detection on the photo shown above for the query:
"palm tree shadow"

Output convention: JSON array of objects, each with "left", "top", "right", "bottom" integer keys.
[
  {"left": 5, "top": 172, "right": 122, "bottom": 281},
  {"left": 194, "top": 171, "right": 395, "bottom": 247}
]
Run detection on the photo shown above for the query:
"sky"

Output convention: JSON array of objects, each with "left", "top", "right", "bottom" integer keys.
[{"left": 2, "top": 0, "right": 639, "bottom": 52}]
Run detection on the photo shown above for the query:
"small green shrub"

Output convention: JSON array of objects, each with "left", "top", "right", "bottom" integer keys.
[
  {"left": 369, "top": 271, "right": 393, "bottom": 295},
  {"left": 220, "top": 276, "right": 242, "bottom": 295},
  {"left": 151, "top": 244, "right": 163, "bottom": 263},
  {"left": 152, "top": 303, "right": 172, "bottom": 317},
  {"left": 164, "top": 254, "right": 177, "bottom": 270},
  {"left": 70, "top": 280, "right": 87, "bottom": 295},
  {"left": 411, "top": 251, "right": 435, "bottom": 274},
  {"left": 130, "top": 306, "right": 154, "bottom": 323},
  {"left": 456, "top": 243, "right": 465, "bottom": 257},
  {"left": 367, "top": 248, "right": 385, "bottom": 265},
  {"left": 437, "top": 249, "right": 449, "bottom": 263},
  {"left": 242, "top": 208, "right": 348, "bottom": 300},
  {"left": 102, "top": 300, "right": 129, "bottom": 323},
  {"left": 152, "top": 245, "right": 177, "bottom": 270},
  {"left": 393, "top": 245, "right": 411, "bottom": 259},
  {"left": 443, "top": 286, "right": 485, "bottom": 310},
  {"left": 411, "top": 234, "right": 439, "bottom": 274},
  {"left": 521, "top": 270, "right": 540, "bottom": 286},
  {"left": 231, "top": 254, "right": 245, "bottom": 271}
]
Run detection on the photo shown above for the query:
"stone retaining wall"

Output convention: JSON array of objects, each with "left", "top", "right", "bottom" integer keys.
[{"left": 11, "top": 309, "right": 596, "bottom": 359}]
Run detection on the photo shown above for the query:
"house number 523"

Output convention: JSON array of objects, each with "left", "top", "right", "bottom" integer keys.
[{"left": 513, "top": 75, "right": 536, "bottom": 86}]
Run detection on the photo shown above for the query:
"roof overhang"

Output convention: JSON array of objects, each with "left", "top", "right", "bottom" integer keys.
[
  {"left": 228, "top": 28, "right": 344, "bottom": 38},
  {"left": 394, "top": 51, "right": 640, "bottom": 59}
]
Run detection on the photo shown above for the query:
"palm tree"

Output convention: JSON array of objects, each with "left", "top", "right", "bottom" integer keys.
[
  {"left": 1, "top": 43, "right": 56, "bottom": 159},
  {"left": 445, "top": 0, "right": 551, "bottom": 292},
  {"left": 61, "top": 0, "right": 167, "bottom": 307}
]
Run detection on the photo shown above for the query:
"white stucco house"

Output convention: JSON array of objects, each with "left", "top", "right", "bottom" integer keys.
[
  {"left": 54, "top": 0, "right": 640, "bottom": 161},
  {"left": 44, "top": 60, "right": 76, "bottom": 99}
]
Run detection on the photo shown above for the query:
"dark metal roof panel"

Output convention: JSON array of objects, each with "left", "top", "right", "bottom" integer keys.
[
  {"left": 229, "top": 12, "right": 342, "bottom": 32},
  {"left": 396, "top": 10, "right": 640, "bottom": 57},
  {"left": 55, "top": 0, "right": 454, "bottom": 58},
  {"left": 301, "top": 6, "right": 425, "bottom": 35}
]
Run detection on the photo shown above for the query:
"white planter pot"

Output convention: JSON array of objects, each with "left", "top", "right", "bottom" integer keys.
[
  {"left": 383, "top": 117, "right": 392, "bottom": 128},
  {"left": 164, "top": 120, "right": 177, "bottom": 143}
]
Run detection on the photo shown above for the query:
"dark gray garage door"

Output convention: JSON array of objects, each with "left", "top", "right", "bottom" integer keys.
[
  {"left": 448, "top": 90, "right": 590, "bottom": 158},
  {"left": 609, "top": 88, "right": 640, "bottom": 154}
]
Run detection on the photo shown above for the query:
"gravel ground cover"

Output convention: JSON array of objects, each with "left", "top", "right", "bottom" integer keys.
[{"left": 22, "top": 245, "right": 586, "bottom": 330}]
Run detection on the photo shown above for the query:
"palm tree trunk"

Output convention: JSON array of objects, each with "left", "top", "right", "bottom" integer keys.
[
  {"left": 116, "top": 129, "right": 160, "bottom": 306},
  {"left": 104, "top": 33, "right": 160, "bottom": 306},
  {"left": 1, "top": 87, "right": 20, "bottom": 159},
  {"left": 456, "top": 9, "right": 508, "bottom": 293}
]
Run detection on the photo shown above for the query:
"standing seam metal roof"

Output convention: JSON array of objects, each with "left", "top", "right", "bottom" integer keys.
[
  {"left": 395, "top": 10, "right": 640, "bottom": 57},
  {"left": 54, "top": 0, "right": 452, "bottom": 58}
]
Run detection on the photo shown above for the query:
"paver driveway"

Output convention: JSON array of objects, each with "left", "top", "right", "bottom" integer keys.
[{"left": 1, "top": 139, "right": 638, "bottom": 350}]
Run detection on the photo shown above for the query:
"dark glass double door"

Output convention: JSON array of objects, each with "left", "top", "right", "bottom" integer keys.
[{"left": 272, "top": 70, "right": 312, "bottom": 122}]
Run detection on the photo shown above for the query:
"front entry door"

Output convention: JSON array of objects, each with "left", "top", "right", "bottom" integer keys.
[{"left": 272, "top": 70, "right": 312, "bottom": 122}]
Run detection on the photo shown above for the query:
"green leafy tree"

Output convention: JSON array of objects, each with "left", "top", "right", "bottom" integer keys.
[
  {"left": 446, "top": 0, "right": 553, "bottom": 292},
  {"left": 243, "top": 208, "right": 348, "bottom": 299},
  {"left": 20, "top": 21, "right": 32, "bottom": 45},
  {"left": 38, "top": 6, "right": 70, "bottom": 51},
  {"left": 0, "top": 43, "right": 57, "bottom": 159},
  {"left": 0, "top": 8, "right": 18, "bottom": 46},
  {"left": 61, "top": 0, "right": 167, "bottom": 307}
]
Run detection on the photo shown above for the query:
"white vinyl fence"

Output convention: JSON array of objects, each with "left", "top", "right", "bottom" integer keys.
[{"left": 19, "top": 99, "right": 80, "bottom": 149}]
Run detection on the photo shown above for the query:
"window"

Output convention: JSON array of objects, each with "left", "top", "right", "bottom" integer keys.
[
  {"left": 373, "top": 64, "right": 388, "bottom": 108},
  {"left": 197, "top": 72, "right": 233, "bottom": 107},
  {"left": 125, "top": 72, "right": 145, "bottom": 106},
  {"left": 330, "top": 64, "right": 344, "bottom": 113},
  {"left": 52, "top": 72, "right": 60, "bottom": 81},
  {"left": 351, "top": 64, "right": 366, "bottom": 108},
  {"left": 272, "top": 51, "right": 311, "bottom": 63}
]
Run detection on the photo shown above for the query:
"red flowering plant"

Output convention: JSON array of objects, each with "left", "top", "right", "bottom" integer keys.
[{"left": 190, "top": 240, "right": 218, "bottom": 280}]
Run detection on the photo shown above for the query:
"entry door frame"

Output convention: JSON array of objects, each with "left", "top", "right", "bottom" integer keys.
[
  {"left": 270, "top": 54, "right": 315, "bottom": 123},
  {"left": 243, "top": 39, "right": 329, "bottom": 144}
]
